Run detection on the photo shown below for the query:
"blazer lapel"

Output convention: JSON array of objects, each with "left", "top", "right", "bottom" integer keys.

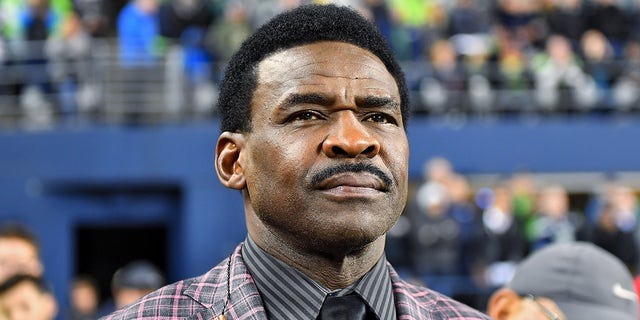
[{"left": 185, "top": 244, "right": 268, "bottom": 320}]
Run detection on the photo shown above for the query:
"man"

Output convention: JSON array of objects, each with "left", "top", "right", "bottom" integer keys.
[
  {"left": 102, "top": 4, "right": 490, "bottom": 319},
  {"left": 487, "top": 241, "right": 638, "bottom": 320},
  {"left": 0, "top": 223, "right": 43, "bottom": 283},
  {"left": 107, "top": 260, "right": 165, "bottom": 311},
  {"left": 0, "top": 274, "right": 57, "bottom": 320}
]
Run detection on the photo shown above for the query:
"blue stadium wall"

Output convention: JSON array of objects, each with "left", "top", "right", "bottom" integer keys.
[{"left": 1, "top": 116, "right": 640, "bottom": 314}]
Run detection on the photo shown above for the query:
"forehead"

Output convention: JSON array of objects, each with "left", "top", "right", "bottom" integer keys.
[
  {"left": 0, "top": 238, "right": 37, "bottom": 255},
  {"left": 0, "top": 281, "right": 42, "bottom": 302},
  {"left": 256, "top": 41, "right": 398, "bottom": 92}
]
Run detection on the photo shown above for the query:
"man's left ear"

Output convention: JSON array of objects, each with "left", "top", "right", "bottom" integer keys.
[{"left": 215, "top": 132, "right": 247, "bottom": 190}]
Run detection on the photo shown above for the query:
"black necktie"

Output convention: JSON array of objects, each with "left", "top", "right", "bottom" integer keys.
[{"left": 317, "top": 293, "right": 373, "bottom": 320}]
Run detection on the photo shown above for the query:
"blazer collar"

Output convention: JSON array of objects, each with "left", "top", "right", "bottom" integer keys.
[{"left": 184, "top": 243, "right": 267, "bottom": 320}]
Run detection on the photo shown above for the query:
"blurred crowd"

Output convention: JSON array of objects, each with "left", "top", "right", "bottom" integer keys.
[
  {"left": 387, "top": 156, "right": 640, "bottom": 307},
  {"left": 0, "top": 222, "right": 166, "bottom": 320},
  {"left": 2, "top": 0, "right": 640, "bottom": 127}
]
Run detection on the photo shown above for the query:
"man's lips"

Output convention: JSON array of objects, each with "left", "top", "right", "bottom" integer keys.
[{"left": 316, "top": 172, "right": 388, "bottom": 191}]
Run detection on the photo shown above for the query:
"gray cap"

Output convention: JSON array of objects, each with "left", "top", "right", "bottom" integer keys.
[
  {"left": 508, "top": 242, "right": 638, "bottom": 320},
  {"left": 112, "top": 260, "right": 164, "bottom": 291}
]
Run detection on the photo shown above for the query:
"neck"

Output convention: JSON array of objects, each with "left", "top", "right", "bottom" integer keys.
[{"left": 247, "top": 213, "right": 386, "bottom": 290}]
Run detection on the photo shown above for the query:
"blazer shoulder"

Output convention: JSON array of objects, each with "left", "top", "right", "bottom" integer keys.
[
  {"left": 99, "top": 261, "right": 231, "bottom": 320},
  {"left": 389, "top": 264, "right": 490, "bottom": 320}
]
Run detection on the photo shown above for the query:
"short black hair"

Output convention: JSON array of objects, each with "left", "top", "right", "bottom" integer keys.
[
  {"left": 0, "top": 222, "right": 40, "bottom": 255},
  {"left": 0, "top": 274, "right": 49, "bottom": 295},
  {"left": 111, "top": 260, "right": 164, "bottom": 291},
  {"left": 217, "top": 4, "right": 409, "bottom": 133}
]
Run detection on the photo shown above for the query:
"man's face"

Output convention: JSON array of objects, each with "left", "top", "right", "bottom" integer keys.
[
  {"left": 238, "top": 41, "right": 408, "bottom": 254},
  {"left": 509, "top": 297, "right": 565, "bottom": 320},
  {"left": 0, "top": 282, "right": 55, "bottom": 320},
  {"left": 114, "top": 288, "right": 154, "bottom": 308},
  {"left": 0, "top": 238, "right": 42, "bottom": 283}
]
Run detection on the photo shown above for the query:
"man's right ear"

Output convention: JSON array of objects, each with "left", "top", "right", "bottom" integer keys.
[
  {"left": 487, "top": 288, "right": 520, "bottom": 320},
  {"left": 215, "top": 132, "right": 246, "bottom": 190}
]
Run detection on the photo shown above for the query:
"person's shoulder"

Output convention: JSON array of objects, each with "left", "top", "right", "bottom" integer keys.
[
  {"left": 99, "top": 261, "right": 230, "bottom": 320},
  {"left": 393, "top": 276, "right": 490, "bottom": 320}
]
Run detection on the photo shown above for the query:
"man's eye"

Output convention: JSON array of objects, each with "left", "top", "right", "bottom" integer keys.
[
  {"left": 366, "top": 113, "right": 396, "bottom": 125},
  {"left": 291, "top": 111, "right": 320, "bottom": 121}
]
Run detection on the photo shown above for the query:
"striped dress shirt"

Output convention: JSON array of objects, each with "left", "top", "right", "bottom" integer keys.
[{"left": 243, "top": 237, "right": 396, "bottom": 319}]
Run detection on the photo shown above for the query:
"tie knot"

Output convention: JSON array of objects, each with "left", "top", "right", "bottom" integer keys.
[{"left": 318, "top": 292, "right": 374, "bottom": 320}]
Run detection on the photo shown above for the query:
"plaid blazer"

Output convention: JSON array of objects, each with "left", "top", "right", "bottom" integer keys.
[{"left": 101, "top": 243, "right": 490, "bottom": 320}]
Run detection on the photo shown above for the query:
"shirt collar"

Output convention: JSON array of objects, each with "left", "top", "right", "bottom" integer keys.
[{"left": 243, "top": 236, "right": 396, "bottom": 319}]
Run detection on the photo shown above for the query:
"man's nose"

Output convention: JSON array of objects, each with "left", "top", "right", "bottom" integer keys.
[{"left": 321, "top": 112, "right": 381, "bottom": 158}]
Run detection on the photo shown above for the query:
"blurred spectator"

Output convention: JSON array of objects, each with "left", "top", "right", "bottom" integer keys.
[
  {"left": 474, "top": 184, "right": 527, "bottom": 292},
  {"left": 117, "top": 0, "right": 162, "bottom": 68},
  {"left": 509, "top": 171, "right": 537, "bottom": 226},
  {"left": 544, "top": 0, "right": 586, "bottom": 49},
  {"left": 388, "top": 0, "right": 445, "bottom": 60},
  {"left": 45, "top": 10, "right": 93, "bottom": 119},
  {"left": 493, "top": 0, "right": 547, "bottom": 51},
  {"left": 360, "top": 0, "right": 395, "bottom": 46},
  {"left": 584, "top": 0, "right": 631, "bottom": 58},
  {"left": 205, "top": 1, "right": 251, "bottom": 65},
  {"left": 613, "top": 40, "right": 640, "bottom": 111},
  {"left": 405, "top": 181, "right": 464, "bottom": 297},
  {"left": 419, "top": 39, "right": 467, "bottom": 114},
  {"left": 423, "top": 156, "right": 455, "bottom": 185},
  {"left": 0, "top": 274, "right": 57, "bottom": 320},
  {"left": 73, "top": 0, "right": 111, "bottom": 37},
  {"left": 630, "top": 0, "right": 640, "bottom": 44},
  {"left": 66, "top": 275, "right": 100, "bottom": 320},
  {"left": 101, "top": 260, "right": 164, "bottom": 312},
  {"left": 158, "top": 0, "right": 214, "bottom": 40},
  {"left": 451, "top": 35, "right": 494, "bottom": 115},
  {"left": 580, "top": 29, "right": 623, "bottom": 110},
  {"left": 528, "top": 185, "right": 587, "bottom": 250},
  {"left": 0, "top": 222, "right": 43, "bottom": 283},
  {"left": 16, "top": 0, "right": 71, "bottom": 126},
  {"left": 530, "top": 34, "right": 596, "bottom": 112},
  {"left": 492, "top": 37, "right": 535, "bottom": 112},
  {"left": 446, "top": 0, "right": 491, "bottom": 37},
  {"left": 159, "top": 0, "right": 216, "bottom": 115},
  {"left": 589, "top": 185, "right": 639, "bottom": 273}
]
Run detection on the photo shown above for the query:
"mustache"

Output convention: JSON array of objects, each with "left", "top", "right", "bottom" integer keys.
[{"left": 310, "top": 162, "right": 393, "bottom": 188}]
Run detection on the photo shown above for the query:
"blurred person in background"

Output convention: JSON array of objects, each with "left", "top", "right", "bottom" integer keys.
[
  {"left": 0, "top": 274, "right": 57, "bottom": 320},
  {"left": 404, "top": 180, "right": 464, "bottom": 297},
  {"left": 530, "top": 34, "right": 597, "bottom": 112},
  {"left": 487, "top": 241, "right": 638, "bottom": 320},
  {"left": 589, "top": 185, "right": 639, "bottom": 274},
  {"left": 100, "top": 260, "right": 164, "bottom": 312},
  {"left": 544, "top": 0, "right": 586, "bottom": 50},
  {"left": 509, "top": 171, "right": 538, "bottom": 231},
  {"left": 117, "top": 0, "right": 162, "bottom": 67},
  {"left": 579, "top": 28, "right": 623, "bottom": 111},
  {"left": 493, "top": 0, "right": 547, "bottom": 51},
  {"left": 72, "top": 0, "right": 111, "bottom": 37},
  {"left": 66, "top": 275, "right": 101, "bottom": 320},
  {"left": 419, "top": 38, "right": 467, "bottom": 115},
  {"left": 474, "top": 183, "right": 527, "bottom": 297},
  {"left": 584, "top": 0, "right": 631, "bottom": 58},
  {"left": 528, "top": 185, "right": 587, "bottom": 250},
  {"left": 45, "top": 10, "right": 93, "bottom": 120},
  {"left": 15, "top": 0, "right": 73, "bottom": 126},
  {"left": 158, "top": 0, "right": 215, "bottom": 87},
  {"left": 0, "top": 222, "right": 43, "bottom": 283}
]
